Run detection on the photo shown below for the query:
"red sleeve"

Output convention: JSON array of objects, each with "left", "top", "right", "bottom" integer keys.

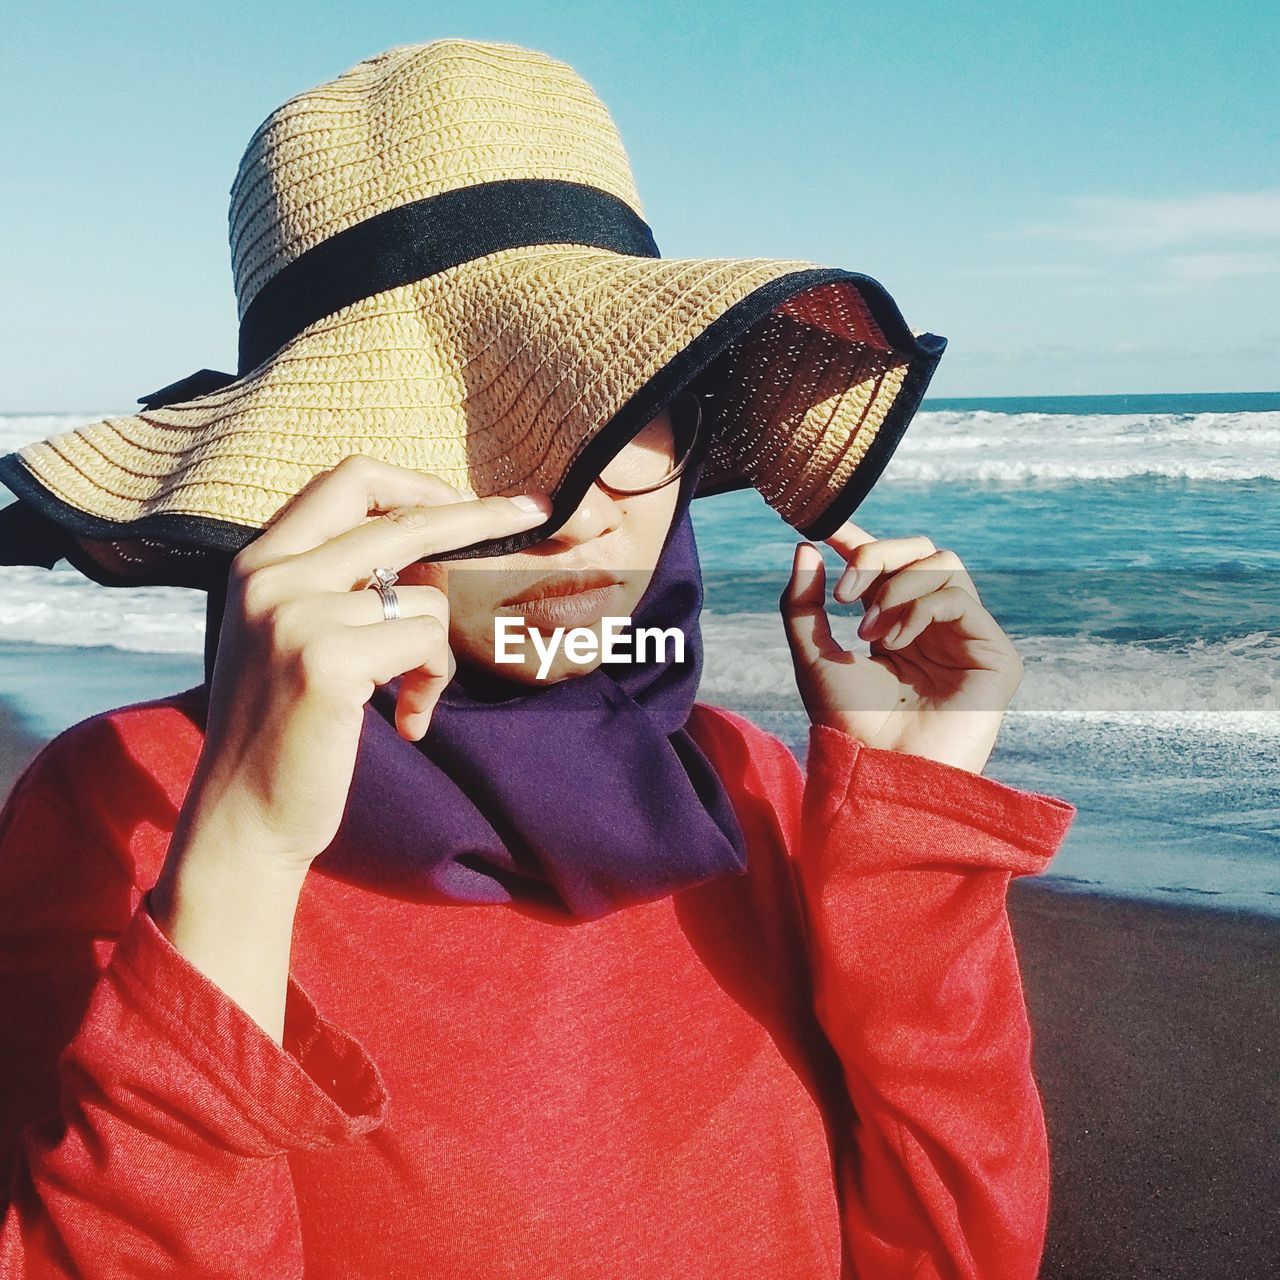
[
  {"left": 707, "top": 709, "right": 1077, "bottom": 1280},
  {"left": 0, "top": 719, "right": 388, "bottom": 1279}
]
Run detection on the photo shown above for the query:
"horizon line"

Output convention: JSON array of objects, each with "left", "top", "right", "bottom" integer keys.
[{"left": 2, "top": 389, "right": 1279, "bottom": 417}]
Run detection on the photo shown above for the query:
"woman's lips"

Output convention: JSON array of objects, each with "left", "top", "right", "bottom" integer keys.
[{"left": 498, "top": 583, "right": 626, "bottom": 631}]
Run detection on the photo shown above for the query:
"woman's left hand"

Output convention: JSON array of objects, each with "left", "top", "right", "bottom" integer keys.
[{"left": 779, "top": 523, "right": 1024, "bottom": 775}]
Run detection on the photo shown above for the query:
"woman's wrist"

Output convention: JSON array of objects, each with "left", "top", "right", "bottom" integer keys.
[
  {"left": 815, "top": 712, "right": 997, "bottom": 777},
  {"left": 151, "top": 809, "right": 313, "bottom": 927},
  {"left": 149, "top": 811, "right": 313, "bottom": 1045}
]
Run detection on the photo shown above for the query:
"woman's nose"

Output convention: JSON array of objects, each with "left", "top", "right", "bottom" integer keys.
[{"left": 544, "top": 480, "right": 621, "bottom": 546}]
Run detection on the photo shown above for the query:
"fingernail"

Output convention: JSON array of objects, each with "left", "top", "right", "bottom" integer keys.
[
  {"left": 838, "top": 569, "right": 869, "bottom": 602},
  {"left": 509, "top": 493, "right": 551, "bottom": 517},
  {"left": 859, "top": 603, "right": 881, "bottom": 635}
]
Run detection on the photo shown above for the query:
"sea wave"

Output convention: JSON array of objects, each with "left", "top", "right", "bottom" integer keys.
[
  {"left": 697, "top": 613, "right": 1280, "bottom": 728},
  {"left": 5, "top": 409, "right": 1280, "bottom": 487},
  {"left": 886, "top": 409, "right": 1280, "bottom": 483},
  {"left": 0, "top": 564, "right": 206, "bottom": 654},
  {"left": 2, "top": 569, "right": 1275, "bottom": 731}
]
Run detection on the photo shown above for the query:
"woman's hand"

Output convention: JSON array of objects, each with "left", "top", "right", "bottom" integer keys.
[
  {"left": 779, "top": 523, "right": 1024, "bottom": 775},
  {"left": 146, "top": 455, "right": 551, "bottom": 1042},
  {"left": 172, "top": 455, "right": 552, "bottom": 870}
]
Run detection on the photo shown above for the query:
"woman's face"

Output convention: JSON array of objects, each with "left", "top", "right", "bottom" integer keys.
[{"left": 395, "top": 406, "right": 684, "bottom": 685}]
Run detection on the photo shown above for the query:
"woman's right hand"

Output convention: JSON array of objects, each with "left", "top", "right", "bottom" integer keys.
[{"left": 172, "top": 454, "right": 552, "bottom": 871}]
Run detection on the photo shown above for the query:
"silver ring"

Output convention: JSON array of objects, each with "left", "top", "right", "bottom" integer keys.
[{"left": 366, "top": 566, "right": 402, "bottom": 622}]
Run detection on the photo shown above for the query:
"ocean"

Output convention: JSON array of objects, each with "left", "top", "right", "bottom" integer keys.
[{"left": 2, "top": 391, "right": 1277, "bottom": 915}]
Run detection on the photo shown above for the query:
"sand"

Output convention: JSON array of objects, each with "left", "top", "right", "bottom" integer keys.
[
  {"left": 1008, "top": 880, "right": 1279, "bottom": 1277},
  {"left": 0, "top": 705, "right": 1275, "bottom": 1276},
  {"left": 0, "top": 700, "right": 43, "bottom": 802}
]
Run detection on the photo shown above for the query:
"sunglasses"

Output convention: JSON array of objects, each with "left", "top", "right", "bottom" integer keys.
[{"left": 594, "top": 389, "right": 705, "bottom": 496}]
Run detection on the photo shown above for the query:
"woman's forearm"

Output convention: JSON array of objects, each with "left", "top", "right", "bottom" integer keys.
[
  {"left": 147, "top": 810, "right": 311, "bottom": 1045},
  {"left": 792, "top": 725, "right": 1077, "bottom": 1279},
  {"left": 0, "top": 739, "right": 388, "bottom": 1278}
]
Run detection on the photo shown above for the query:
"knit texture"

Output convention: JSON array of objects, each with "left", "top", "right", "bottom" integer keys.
[{"left": 0, "top": 692, "right": 1078, "bottom": 1278}]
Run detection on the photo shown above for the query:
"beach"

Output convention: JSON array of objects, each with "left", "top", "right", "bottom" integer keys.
[
  {"left": 2, "top": 701, "right": 1275, "bottom": 1276},
  {"left": 1008, "top": 881, "right": 1279, "bottom": 1276}
]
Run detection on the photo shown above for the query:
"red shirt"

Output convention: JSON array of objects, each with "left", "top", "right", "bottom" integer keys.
[{"left": 0, "top": 690, "right": 1076, "bottom": 1279}]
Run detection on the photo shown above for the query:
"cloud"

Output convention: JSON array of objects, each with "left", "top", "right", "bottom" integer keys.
[
  {"left": 1126, "top": 251, "right": 1280, "bottom": 296},
  {"left": 946, "top": 262, "right": 1106, "bottom": 279},
  {"left": 1162, "top": 252, "right": 1280, "bottom": 282},
  {"left": 941, "top": 335, "right": 1280, "bottom": 365},
  {"left": 1005, "top": 190, "right": 1280, "bottom": 252}
]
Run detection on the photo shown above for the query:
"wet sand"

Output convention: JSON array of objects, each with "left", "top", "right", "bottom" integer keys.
[
  {"left": 0, "top": 703, "right": 1275, "bottom": 1276},
  {"left": 0, "top": 700, "right": 43, "bottom": 802},
  {"left": 1008, "top": 880, "right": 1279, "bottom": 1277}
]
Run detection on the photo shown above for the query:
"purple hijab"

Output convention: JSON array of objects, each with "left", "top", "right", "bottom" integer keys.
[{"left": 200, "top": 449, "right": 749, "bottom": 922}]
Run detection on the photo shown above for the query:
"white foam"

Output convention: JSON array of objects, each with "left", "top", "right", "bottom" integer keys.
[
  {"left": 699, "top": 613, "right": 1280, "bottom": 730},
  {"left": 3, "top": 407, "right": 1277, "bottom": 737},
  {"left": 2, "top": 559, "right": 1275, "bottom": 736},
  {"left": 0, "top": 564, "right": 205, "bottom": 653},
  {"left": 5, "top": 409, "right": 1280, "bottom": 489},
  {"left": 885, "top": 409, "right": 1280, "bottom": 483}
]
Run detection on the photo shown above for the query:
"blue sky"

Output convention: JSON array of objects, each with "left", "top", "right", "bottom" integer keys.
[{"left": 1, "top": 1, "right": 1274, "bottom": 411}]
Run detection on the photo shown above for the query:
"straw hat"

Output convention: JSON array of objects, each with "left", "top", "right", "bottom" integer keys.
[{"left": 0, "top": 37, "right": 946, "bottom": 589}]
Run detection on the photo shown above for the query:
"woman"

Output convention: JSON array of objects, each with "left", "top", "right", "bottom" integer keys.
[{"left": 0, "top": 39, "right": 1076, "bottom": 1279}]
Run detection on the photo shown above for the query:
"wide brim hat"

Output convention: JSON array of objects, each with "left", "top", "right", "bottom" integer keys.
[{"left": 0, "top": 38, "right": 945, "bottom": 590}]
